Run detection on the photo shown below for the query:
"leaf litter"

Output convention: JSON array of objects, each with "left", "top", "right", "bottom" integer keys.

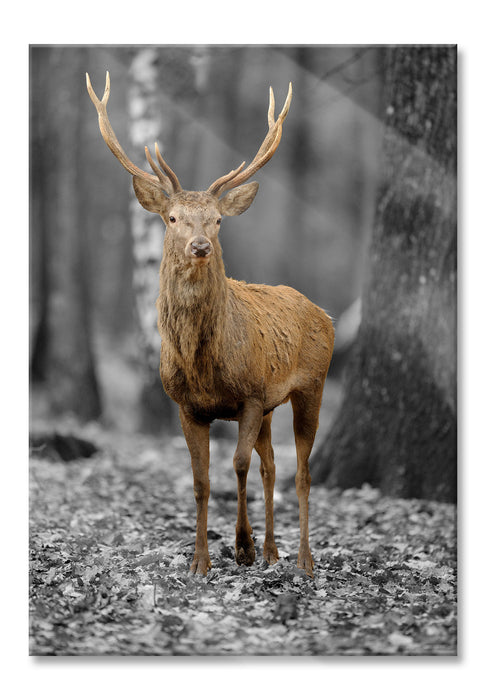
[{"left": 29, "top": 423, "right": 456, "bottom": 656}]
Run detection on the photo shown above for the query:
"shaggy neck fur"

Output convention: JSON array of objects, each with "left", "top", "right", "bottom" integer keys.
[{"left": 157, "top": 237, "right": 228, "bottom": 390}]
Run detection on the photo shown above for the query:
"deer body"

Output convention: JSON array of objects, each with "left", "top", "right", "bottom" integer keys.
[
  {"left": 87, "top": 74, "right": 334, "bottom": 577},
  {"left": 158, "top": 259, "right": 332, "bottom": 424}
]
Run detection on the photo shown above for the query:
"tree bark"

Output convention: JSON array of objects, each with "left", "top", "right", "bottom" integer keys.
[
  {"left": 311, "top": 46, "right": 457, "bottom": 503},
  {"left": 30, "top": 47, "right": 101, "bottom": 421},
  {"left": 128, "top": 48, "right": 181, "bottom": 432}
]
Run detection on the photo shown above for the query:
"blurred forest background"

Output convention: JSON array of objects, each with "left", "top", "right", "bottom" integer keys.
[
  {"left": 30, "top": 45, "right": 381, "bottom": 430},
  {"left": 29, "top": 45, "right": 456, "bottom": 502}
]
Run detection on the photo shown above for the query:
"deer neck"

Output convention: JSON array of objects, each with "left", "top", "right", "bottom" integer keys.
[{"left": 157, "top": 240, "right": 228, "bottom": 367}]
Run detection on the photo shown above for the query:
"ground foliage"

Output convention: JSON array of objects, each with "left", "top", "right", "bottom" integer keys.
[{"left": 29, "top": 420, "right": 457, "bottom": 656}]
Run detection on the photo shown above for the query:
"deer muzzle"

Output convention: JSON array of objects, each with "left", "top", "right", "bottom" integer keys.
[{"left": 187, "top": 236, "right": 213, "bottom": 261}]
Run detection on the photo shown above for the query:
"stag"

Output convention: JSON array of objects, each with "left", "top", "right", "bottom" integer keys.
[{"left": 86, "top": 72, "right": 334, "bottom": 577}]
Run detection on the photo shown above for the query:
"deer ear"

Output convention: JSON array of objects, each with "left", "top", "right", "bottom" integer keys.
[
  {"left": 219, "top": 182, "right": 259, "bottom": 216},
  {"left": 132, "top": 175, "right": 170, "bottom": 215}
]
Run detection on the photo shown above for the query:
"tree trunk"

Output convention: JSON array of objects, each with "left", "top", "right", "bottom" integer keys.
[
  {"left": 311, "top": 46, "right": 457, "bottom": 503},
  {"left": 30, "top": 47, "right": 101, "bottom": 421},
  {"left": 128, "top": 48, "right": 179, "bottom": 432}
]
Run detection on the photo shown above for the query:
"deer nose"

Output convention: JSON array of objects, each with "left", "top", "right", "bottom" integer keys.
[{"left": 190, "top": 238, "right": 212, "bottom": 258}]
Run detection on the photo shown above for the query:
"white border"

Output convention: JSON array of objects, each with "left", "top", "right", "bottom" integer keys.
[{"left": 2, "top": 2, "right": 484, "bottom": 697}]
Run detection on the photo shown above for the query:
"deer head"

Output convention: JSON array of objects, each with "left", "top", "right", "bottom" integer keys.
[{"left": 86, "top": 72, "right": 292, "bottom": 267}]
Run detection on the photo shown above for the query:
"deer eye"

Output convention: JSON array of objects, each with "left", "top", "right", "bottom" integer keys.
[
  {"left": 216, "top": 217, "right": 222, "bottom": 225},
  {"left": 169, "top": 215, "right": 176, "bottom": 223}
]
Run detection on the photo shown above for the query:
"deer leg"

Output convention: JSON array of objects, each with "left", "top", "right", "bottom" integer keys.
[
  {"left": 254, "top": 412, "right": 279, "bottom": 565},
  {"left": 233, "top": 399, "right": 263, "bottom": 566},
  {"left": 291, "top": 387, "right": 324, "bottom": 577},
  {"left": 179, "top": 408, "right": 211, "bottom": 575}
]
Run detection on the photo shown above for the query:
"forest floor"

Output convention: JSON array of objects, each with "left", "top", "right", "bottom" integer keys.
[{"left": 29, "top": 387, "right": 457, "bottom": 656}]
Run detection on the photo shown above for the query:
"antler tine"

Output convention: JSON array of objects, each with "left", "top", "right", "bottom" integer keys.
[
  {"left": 207, "top": 82, "right": 292, "bottom": 198},
  {"left": 86, "top": 69, "right": 110, "bottom": 106},
  {"left": 155, "top": 142, "right": 182, "bottom": 193},
  {"left": 253, "top": 82, "right": 292, "bottom": 161},
  {"left": 206, "top": 161, "right": 246, "bottom": 196},
  {"left": 267, "top": 86, "right": 275, "bottom": 128},
  {"left": 86, "top": 72, "right": 179, "bottom": 195},
  {"left": 144, "top": 146, "right": 174, "bottom": 194},
  {"left": 279, "top": 82, "right": 292, "bottom": 121},
  {"left": 102, "top": 70, "right": 110, "bottom": 104}
]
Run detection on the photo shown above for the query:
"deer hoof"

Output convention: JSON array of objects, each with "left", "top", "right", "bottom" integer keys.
[
  {"left": 297, "top": 549, "right": 314, "bottom": 578},
  {"left": 190, "top": 553, "right": 212, "bottom": 576},
  {"left": 235, "top": 542, "right": 255, "bottom": 566},
  {"left": 263, "top": 543, "right": 279, "bottom": 566}
]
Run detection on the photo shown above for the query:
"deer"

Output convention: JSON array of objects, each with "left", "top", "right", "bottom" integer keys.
[{"left": 86, "top": 72, "right": 334, "bottom": 577}]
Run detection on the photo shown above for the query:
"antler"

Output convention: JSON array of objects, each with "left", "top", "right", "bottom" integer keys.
[
  {"left": 86, "top": 71, "right": 182, "bottom": 195},
  {"left": 207, "top": 83, "right": 292, "bottom": 197}
]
